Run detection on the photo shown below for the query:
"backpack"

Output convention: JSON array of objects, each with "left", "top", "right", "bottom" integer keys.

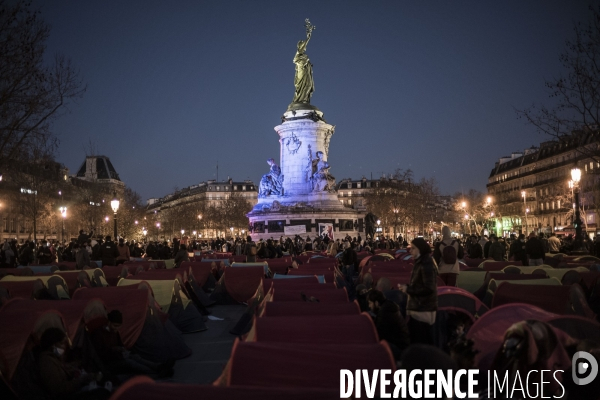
[
  {"left": 249, "top": 244, "right": 257, "bottom": 256},
  {"left": 440, "top": 240, "right": 458, "bottom": 265}
]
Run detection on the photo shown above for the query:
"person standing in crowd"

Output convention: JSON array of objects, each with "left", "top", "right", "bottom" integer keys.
[
  {"left": 174, "top": 244, "right": 189, "bottom": 268},
  {"left": 433, "top": 226, "right": 463, "bottom": 287},
  {"left": 525, "top": 232, "right": 546, "bottom": 266},
  {"left": 487, "top": 234, "right": 505, "bottom": 261},
  {"left": 75, "top": 243, "right": 91, "bottom": 269},
  {"left": 398, "top": 237, "right": 437, "bottom": 345},
  {"left": 244, "top": 236, "right": 257, "bottom": 262},
  {"left": 509, "top": 234, "right": 528, "bottom": 266},
  {"left": 77, "top": 229, "right": 94, "bottom": 245},
  {"left": 36, "top": 240, "right": 53, "bottom": 264},
  {"left": 116, "top": 238, "right": 130, "bottom": 265},
  {"left": 548, "top": 232, "right": 561, "bottom": 254},
  {"left": 467, "top": 235, "right": 483, "bottom": 259},
  {"left": 100, "top": 236, "right": 119, "bottom": 267}
]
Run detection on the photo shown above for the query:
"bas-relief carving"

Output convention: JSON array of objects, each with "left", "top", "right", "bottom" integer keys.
[
  {"left": 323, "top": 127, "right": 334, "bottom": 158},
  {"left": 258, "top": 158, "right": 284, "bottom": 198},
  {"left": 283, "top": 133, "right": 302, "bottom": 155}
]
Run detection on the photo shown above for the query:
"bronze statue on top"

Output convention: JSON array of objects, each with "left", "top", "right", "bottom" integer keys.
[{"left": 291, "top": 19, "right": 316, "bottom": 106}]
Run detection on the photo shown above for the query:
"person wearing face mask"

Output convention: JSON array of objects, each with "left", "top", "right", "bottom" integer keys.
[
  {"left": 37, "top": 327, "right": 109, "bottom": 399},
  {"left": 36, "top": 240, "right": 53, "bottom": 264},
  {"left": 398, "top": 237, "right": 438, "bottom": 345}
]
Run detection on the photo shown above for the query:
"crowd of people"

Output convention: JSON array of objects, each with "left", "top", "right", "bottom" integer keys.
[{"left": 2, "top": 225, "right": 600, "bottom": 397}]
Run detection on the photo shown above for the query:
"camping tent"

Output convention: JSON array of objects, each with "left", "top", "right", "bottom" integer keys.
[
  {"left": 73, "top": 286, "right": 191, "bottom": 362},
  {"left": 118, "top": 278, "right": 206, "bottom": 333}
]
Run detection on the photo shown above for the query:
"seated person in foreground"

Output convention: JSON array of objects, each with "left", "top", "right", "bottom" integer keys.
[
  {"left": 368, "top": 289, "right": 410, "bottom": 360},
  {"left": 87, "top": 310, "right": 174, "bottom": 378}
]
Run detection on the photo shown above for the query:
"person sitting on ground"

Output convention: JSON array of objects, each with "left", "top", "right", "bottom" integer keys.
[
  {"left": 367, "top": 289, "right": 410, "bottom": 360},
  {"left": 355, "top": 284, "right": 370, "bottom": 312},
  {"left": 87, "top": 310, "right": 174, "bottom": 378},
  {"left": 376, "top": 276, "right": 407, "bottom": 316},
  {"left": 174, "top": 244, "right": 189, "bottom": 268},
  {"left": 37, "top": 327, "right": 109, "bottom": 400},
  {"left": 362, "top": 272, "right": 373, "bottom": 289},
  {"left": 116, "top": 238, "right": 130, "bottom": 265}
]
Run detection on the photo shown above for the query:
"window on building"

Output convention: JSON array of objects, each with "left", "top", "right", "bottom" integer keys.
[
  {"left": 2, "top": 218, "right": 7, "bottom": 232},
  {"left": 216, "top": 186, "right": 220, "bottom": 191},
  {"left": 233, "top": 186, "right": 238, "bottom": 190},
  {"left": 242, "top": 185, "right": 246, "bottom": 190},
  {"left": 557, "top": 200, "right": 561, "bottom": 208},
  {"left": 348, "top": 191, "right": 352, "bottom": 197},
  {"left": 356, "top": 183, "right": 361, "bottom": 189},
  {"left": 348, "top": 199, "right": 352, "bottom": 205},
  {"left": 541, "top": 203, "right": 544, "bottom": 210},
  {"left": 552, "top": 201, "right": 555, "bottom": 210},
  {"left": 591, "top": 162, "right": 594, "bottom": 171},
  {"left": 10, "top": 219, "right": 15, "bottom": 233}
]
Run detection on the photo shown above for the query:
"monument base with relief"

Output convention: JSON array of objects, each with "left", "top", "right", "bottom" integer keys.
[{"left": 247, "top": 104, "right": 363, "bottom": 241}]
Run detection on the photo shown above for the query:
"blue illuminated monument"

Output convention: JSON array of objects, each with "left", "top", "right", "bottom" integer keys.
[{"left": 247, "top": 19, "right": 363, "bottom": 240}]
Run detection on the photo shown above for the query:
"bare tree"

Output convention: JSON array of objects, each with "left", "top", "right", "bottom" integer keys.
[
  {"left": 0, "top": 0, "right": 85, "bottom": 168},
  {"left": 516, "top": 5, "right": 600, "bottom": 162}
]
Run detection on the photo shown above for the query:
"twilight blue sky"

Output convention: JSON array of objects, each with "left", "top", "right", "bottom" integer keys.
[{"left": 36, "top": 1, "right": 596, "bottom": 201}]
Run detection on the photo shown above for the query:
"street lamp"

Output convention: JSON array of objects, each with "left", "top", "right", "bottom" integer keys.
[
  {"left": 142, "top": 227, "right": 147, "bottom": 242},
  {"left": 181, "top": 229, "right": 185, "bottom": 238},
  {"left": 59, "top": 206, "right": 67, "bottom": 244},
  {"left": 192, "top": 230, "right": 197, "bottom": 238},
  {"left": 241, "top": 229, "right": 245, "bottom": 237},
  {"left": 393, "top": 208, "right": 399, "bottom": 239},
  {"left": 156, "top": 222, "right": 161, "bottom": 241},
  {"left": 486, "top": 196, "right": 492, "bottom": 205},
  {"left": 110, "top": 191, "right": 120, "bottom": 239},
  {"left": 570, "top": 167, "right": 586, "bottom": 254},
  {"left": 230, "top": 227, "right": 234, "bottom": 237},
  {"left": 521, "top": 191, "right": 528, "bottom": 236}
]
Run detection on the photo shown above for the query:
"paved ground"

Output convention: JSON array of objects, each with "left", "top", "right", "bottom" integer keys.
[{"left": 167, "top": 305, "right": 247, "bottom": 385}]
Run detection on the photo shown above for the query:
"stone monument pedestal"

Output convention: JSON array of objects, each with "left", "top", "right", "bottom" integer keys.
[{"left": 247, "top": 104, "right": 364, "bottom": 241}]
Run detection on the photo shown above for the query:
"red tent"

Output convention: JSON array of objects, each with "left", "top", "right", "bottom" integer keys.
[
  {"left": 272, "top": 287, "right": 348, "bottom": 303},
  {"left": 252, "top": 314, "right": 377, "bottom": 344},
  {"left": 263, "top": 280, "right": 331, "bottom": 293},
  {"left": 492, "top": 282, "right": 596, "bottom": 318},
  {"left": 211, "top": 267, "right": 264, "bottom": 304},
  {"left": 437, "top": 286, "right": 488, "bottom": 320},
  {"left": 263, "top": 300, "right": 360, "bottom": 317},
  {"left": 72, "top": 287, "right": 149, "bottom": 348},
  {"left": 111, "top": 376, "right": 339, "bottom": 400},
  {"left": 224, "top": 340, "right": 395, "bottom": 389},
  {"left": 0, "top": 279, "right": 40, "bottom": 299},
  {"left": 466, "top": 303, "right": 558, "bottom": 369},
  {"left": 102, "top": 266, "right": 130, "bottom": 286},
  {"left": 547, "top": 315, "right": 600, "bottom": 342},
  {"left": 481, "top": 261, "right": 523, "bottom": 271},
  {"left": 287, "top": 268, "right": 334, "bottom": 283},
  {"left": 0, "top": 302, "right": 68, "bottom": 380}
]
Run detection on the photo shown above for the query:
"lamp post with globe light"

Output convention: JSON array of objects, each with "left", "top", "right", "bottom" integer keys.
[
  {"left": 59, "top": 207, "right": 67, "bottom": 244},
  {"left": 570, "top": 167, "right": 587, "bottom": 254},
  {"left": 110, "top": 192, "right": 120, "bottom": 239}
]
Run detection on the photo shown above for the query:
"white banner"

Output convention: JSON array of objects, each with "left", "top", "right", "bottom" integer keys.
[
  {"left": 318, "top": 223, "right": 334, "bottom": 240},
  {"left": 284, "top": 224, "right": 307, "bottom": 235}
]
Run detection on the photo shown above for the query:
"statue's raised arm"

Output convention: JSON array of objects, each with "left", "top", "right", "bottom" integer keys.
[{"left": 291, "top": 19, "right": 316, "bottom": 105}]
